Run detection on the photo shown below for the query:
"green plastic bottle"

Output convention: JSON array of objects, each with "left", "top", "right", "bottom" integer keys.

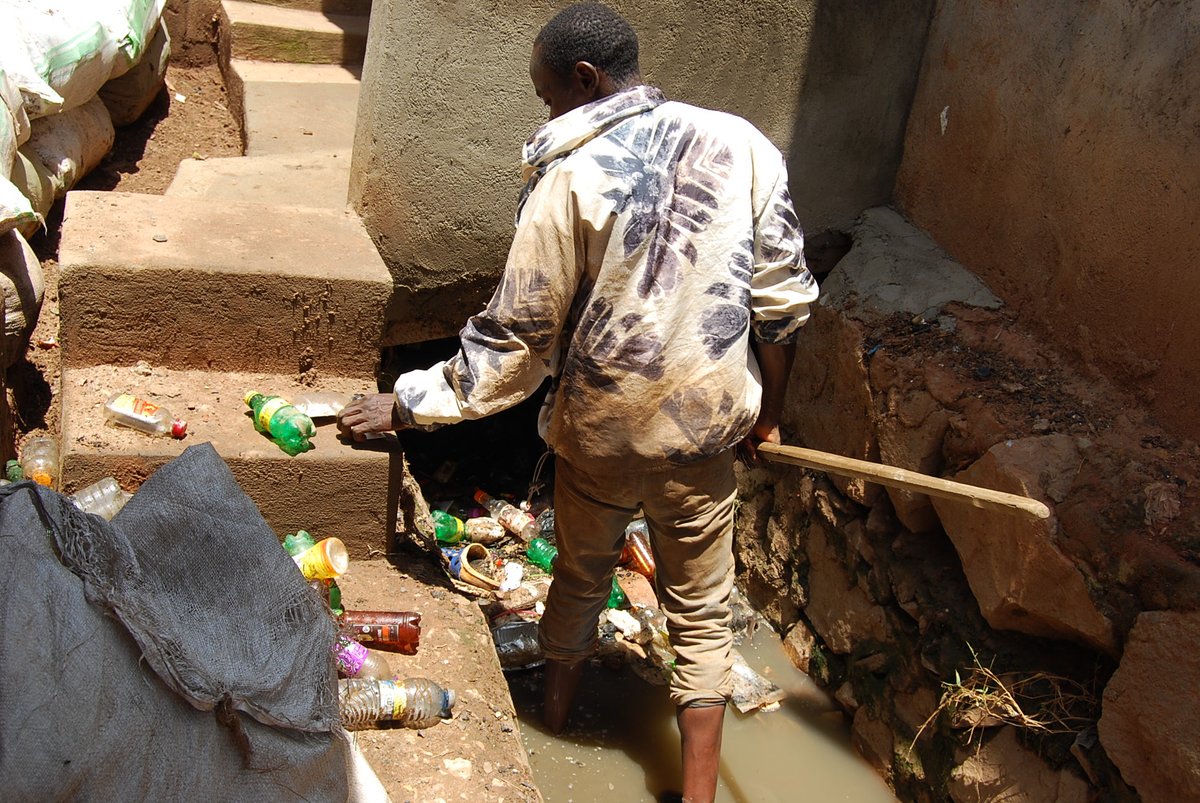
[
  {"left": 244, "top": 392, "right": 315, "bottom": 455},
  {"left": 431, "top": 510, "right": 466, "bottom": 544},
  {"left": 283, "top": 529, "right": 317, "bottom": 556},
  {"left": 526, "top": 537, "right": 558, "bottom": 572},
  {"left": 526, "top": 537, "right": 626, "bottom": 608},
  {"left": 5, "top": 459, "right": 23, "bottom": 482}
]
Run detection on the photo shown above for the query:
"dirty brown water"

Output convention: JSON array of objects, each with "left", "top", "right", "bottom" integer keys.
[{"left": 506, "top": 624, "right": 897, "bottom": 802}]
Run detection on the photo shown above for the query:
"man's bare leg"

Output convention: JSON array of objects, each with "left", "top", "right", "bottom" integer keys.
[
  {"left": 677, "top": 702, "right": 725, "bottom": 803},
  {"left": 543, "top": 658, "right": 585, "bottom": 734}
]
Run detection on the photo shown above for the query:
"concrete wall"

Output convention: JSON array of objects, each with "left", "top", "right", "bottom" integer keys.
[
  {"left": 350, "top": 0, "right": 933, "bottom": 344},
  {"left": 895, "top": 0, "right": 1200, "bottom": 443}
]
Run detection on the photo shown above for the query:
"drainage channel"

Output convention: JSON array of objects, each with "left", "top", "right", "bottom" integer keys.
[{"left": 505, "top": 621, "right": 897, "bottom": 802}]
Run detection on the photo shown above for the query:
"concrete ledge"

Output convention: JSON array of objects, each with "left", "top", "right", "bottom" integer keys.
[
  {"left": 223, "top": 0, "right": 368, "bottom": 64},
  {"left": 58, "top": 192, "right": 391, "bottom": 377},
  {"left": 167, "top": 151, "right": 352, "bottom": 209},
  {"left": 232, "top": 58, "right": 362, "bottom": 83},
  {"left": 60, "top": 364, "right": 397, "bottom": 557}
]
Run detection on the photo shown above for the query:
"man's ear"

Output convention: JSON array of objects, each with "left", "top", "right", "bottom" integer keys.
[{"left": 574, "top": 61, "right": 601, "bottom": 97}]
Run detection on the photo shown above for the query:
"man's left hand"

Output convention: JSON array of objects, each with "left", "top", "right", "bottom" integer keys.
[{"left": 337, "top": 393, "right": 404, "bottom": 441}]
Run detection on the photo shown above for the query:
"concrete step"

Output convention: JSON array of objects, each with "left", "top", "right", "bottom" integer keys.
[
  {"left": 167, "top": 150, "right": 352, "bottom": 209},
  {"left": 222, "top": 60, "right": 360, "bottom": 154},
  {"left": 60, "top": 363, "right": 398, "bottom": 557},
  {"left": 246, "top": 0, "right": 372, "bottom": 15},
  {"left": 222, "top": 0, "right": 368, "bottom": 65},
  {"left": 58, "top": 191, "right": 391, "bottom": 378}
]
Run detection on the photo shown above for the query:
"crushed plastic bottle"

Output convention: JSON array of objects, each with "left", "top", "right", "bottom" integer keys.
[
  {"left": 338, "top": 677, "right": 455, "bottom": 730},
  {"left": 104, "top": 393, "right": 187, "bottom": 438},
  {"left": 20, "top": 437, "right": 58, "bottom": 488},
  {"left": 244, "top": 391, "right": 315, "bottom": 455},
  {"left": 334, "top": 635, "right": 392, "bottom": 680},
  {"left": 464, "top": 516, "right": 505, "bottom": 544},
  {"left": 282, "top": 529, "right": 317, "bottom": 556},
  {"left": 293, "top": 537, "right": 349, "bottom": 580},
  {"left": 339, "top": 610, "right": 421, "bottom": 655},
  {"left": 431, "top": 510, "right": 465, "bottom": 544},
  {"left": 290, "top": 390, "right": 350, "bottom": 419},
  {"left": 474, "top": 489, "right": 538, "bottom": 541},
  {"left": 70, "top": 477, "right": 132, "bottom": 520}
]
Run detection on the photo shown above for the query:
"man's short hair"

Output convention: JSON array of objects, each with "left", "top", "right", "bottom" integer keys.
[{"left": 534, "top": 3, "right": 640, "bottom": 83}]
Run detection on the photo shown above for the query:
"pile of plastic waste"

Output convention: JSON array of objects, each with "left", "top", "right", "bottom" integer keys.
[{"left": 425, "top": 487, "right": 786, "bottom": 714}]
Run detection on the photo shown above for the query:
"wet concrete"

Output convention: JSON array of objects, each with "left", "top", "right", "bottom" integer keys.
[{"left": 507, "top": 623, "right": 896, "bottom": 802}]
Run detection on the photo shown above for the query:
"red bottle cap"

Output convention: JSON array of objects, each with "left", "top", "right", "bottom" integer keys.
[{"left": 171, "top": 419, "right": 188, "bottom": 439}]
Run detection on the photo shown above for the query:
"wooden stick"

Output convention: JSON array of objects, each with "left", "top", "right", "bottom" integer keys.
[{"left": 757, "top": 442, "right": 1051, "bottom": 521}]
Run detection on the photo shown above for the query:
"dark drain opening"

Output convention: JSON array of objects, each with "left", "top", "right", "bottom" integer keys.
[{"left": 380, "top": 338, "right": 553, "bottom": 503}]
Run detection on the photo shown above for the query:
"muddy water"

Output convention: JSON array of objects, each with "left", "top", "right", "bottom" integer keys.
[{"left": 507, "top": 625, "right": 897, "bottom": 802}]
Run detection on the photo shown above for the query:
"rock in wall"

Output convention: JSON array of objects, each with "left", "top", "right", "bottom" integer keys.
[{"left": 736, "top": 207, "right": 1200, "bottom": 801}]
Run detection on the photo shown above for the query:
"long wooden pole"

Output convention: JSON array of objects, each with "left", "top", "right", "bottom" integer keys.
[{"left": 757, "top": 442, "right": 1051, "bottom": 521}]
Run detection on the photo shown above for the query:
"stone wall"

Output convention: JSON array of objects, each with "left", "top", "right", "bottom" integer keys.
[
  {"left": 349, "top": 0, "right": 933, "bottom": 344},
  {"left": 736, "top": 208, "right": 1200, "bottom": 801},
  {"left": 893, "top": 0, "right": 1200, "bottom": 444}
]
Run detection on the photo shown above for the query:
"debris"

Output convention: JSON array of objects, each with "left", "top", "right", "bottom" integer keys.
[
  {"left": 104, "top": 391, "right": 187, "bottom": 438},
  {"left": 19, "top": 436, "right": 58, "bottom": 488},
  {"left": 339, "top": 678, "right": 456, "bottom": 730},
  {"left": 244, "top": 391, "right": 315, "bottom": 455},
  {"left": 151, "top": 233, "right": 167, "bottom": 242},
  {"left": 730, "top": 651, "right": 787, "bottom": 713}
]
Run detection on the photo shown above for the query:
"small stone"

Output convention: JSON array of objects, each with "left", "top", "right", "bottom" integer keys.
[
  {"left": 500, "top": 723, "right": 514, "bottom": 733},
  {"left": 973, "top": 365, "right": 993, "bottom": 380},
  {"left": 152, "top": 233, "right": 168, "bottom": 243},
  {"left": 133, "top": 360, "right": 153, "bottom": 376},
  {"left": 1032, "top": 418, "right": 1051, "bottom": 433}
]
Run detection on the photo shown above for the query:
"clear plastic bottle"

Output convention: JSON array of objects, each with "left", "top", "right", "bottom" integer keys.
[
  {"left": 338, "top": 677, "right": 455, "bottom": 730},
  {"left": 474, "top": 489, "right": 538, "bottom": 541},
  {"left": 20, "top": 437, "right": 58, "bottom": 488},
  {"left": 104, "top": 393, "right": 187, "bottom": 438},
  {"left": 243, "top": 391, "right": 315, "bottom": 455},
  {"left": 290, "top": 390, "right": 350, "bottom": 419},
  {"left": 334, "top": 635, "right": 392, "bottom": 680},
  {"left": 70, "top": 476, "right": 132, "bottom": 520},
  {"left": 431, "top": 510, "right": 465, "bottom": 543}
]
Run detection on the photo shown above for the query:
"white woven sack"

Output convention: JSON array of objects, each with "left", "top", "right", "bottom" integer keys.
[
  {"left": 7, "top": 1, "right": 120, "bottom": 119},
  {"left": 9, "top": 147, "right": 55, "bottom": 238},
  {"left": 0, "top": 227, "right": 45, "bottom": 367},
  {"left": 26, "top": 95, "right": 115, "bottom": 198},
  {"left": 105, "top": 0, "right": 168, "bottom": 79},
  {"left": 0, "top": 177, "right": 39, "bottom": 238},
  {"left": 100, "top": 19, "right": 170, "bottom": 126},
  {"left": 0, "top": 69, "right": 33, "bottom": 180}
]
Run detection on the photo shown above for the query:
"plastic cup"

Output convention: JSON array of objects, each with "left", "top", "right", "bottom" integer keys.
[{"left": 295, "top": 537, "right": 349, "bottom": 580}]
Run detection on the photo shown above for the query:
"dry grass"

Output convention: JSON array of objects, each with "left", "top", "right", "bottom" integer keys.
[{"left": 912, "top": 646, "right": 1096, "bottom": 749}]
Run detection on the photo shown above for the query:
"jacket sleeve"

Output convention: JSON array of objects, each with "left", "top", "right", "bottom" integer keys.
[
  {"left": 749, "top": 155, "right": 819, "bottom": 345},
  {"left": 393, "top": 167, "right": 582, "bottom": 428}
]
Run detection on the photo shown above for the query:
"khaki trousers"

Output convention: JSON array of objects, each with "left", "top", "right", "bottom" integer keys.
[{"left": 537, "top": 449, "right": 737, "bottom": 707}]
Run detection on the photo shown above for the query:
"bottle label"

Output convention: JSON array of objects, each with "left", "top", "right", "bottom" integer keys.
[
  {"left": 256, "top": 397, "right": 290, "bottom": 431},
  {"left": 110, "top": 393, "right": 159, "bottom": 423},
  {"left": 334, "top": 638, "right": 368, "bottom": 675},
  {"left": 378, "top": 680, "right": 407, "bottom": 719}
]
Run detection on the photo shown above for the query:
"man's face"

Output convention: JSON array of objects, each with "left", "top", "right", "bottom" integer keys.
[{"left": 529, "top": 46, "right": 599, "bottom": 120}]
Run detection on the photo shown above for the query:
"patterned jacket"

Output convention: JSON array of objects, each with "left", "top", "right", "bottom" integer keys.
[{"left": 393, "top": 86, "right": 818, "bottom": 472}]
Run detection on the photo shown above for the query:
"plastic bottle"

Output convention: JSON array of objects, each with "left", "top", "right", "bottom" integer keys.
[
  {"left": 525, "top": 536, "right": 558, "bottom": 573},
  {"left": 334, "top": 635, "right": 392, "bottom": 680},
  {"left": 104, "top": 393, "right": 187, "bottom": 438},
  {"left": 5, "top": 459, "right": 23, "bottom": 482},
  {"left": 338, "top": 677, "right": 456, "bottom": 730},
  {"left": 620, "top": 519, "right": 656, "bottom": 580},
  {"left": 474, "top": 489, "right": 538, "bottom": 542},
  {"left": 290, "top": 390, "right": 350, "bottom": 419},
  {"left": 70, "top": 477, "right": 132, "bottom": 520},
  {"left": 293, "top": 537, "right": 349, "bottom": 580},
  {"left": 431, "top": 510, "right": 465, "bottom": 544},
  {"left": 339, "top": 610, "right": 422, "bottom": 655},
  {"left": 243, "top": 391, "right": 315, "bottom": 456},
  {"left": 526, "top": 537, "right": 627, "bottom": 608},
  {"left": 464, "top": 516, "right": 505, "bottom": 544},
  {"left": 283, "top": 529, "right": 317, "bottom": 556},
  {"left": 20, "top": 437, "right": 58, "bottom": 488}
]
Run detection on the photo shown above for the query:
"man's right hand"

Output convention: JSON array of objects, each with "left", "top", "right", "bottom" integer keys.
[{"left": 337, "top": 393, "right": 404, "bottom": 442}]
